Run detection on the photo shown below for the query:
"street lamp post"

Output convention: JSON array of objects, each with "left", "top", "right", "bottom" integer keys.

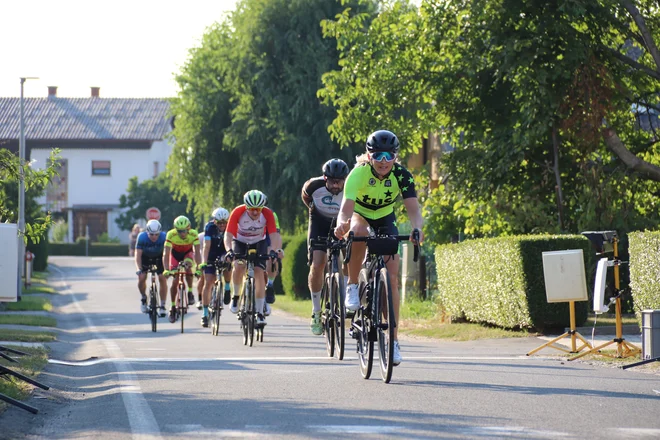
[{"left": 18, "top": 76, "right": 38, "bottom": 301}]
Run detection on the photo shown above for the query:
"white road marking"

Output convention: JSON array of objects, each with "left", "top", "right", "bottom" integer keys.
[
  {"left": 52, "top": 266, "right": 161, "bottom": 440},
  {"left": 135, "top": 348, "right": 166, "bottom": 351},
  {"left": 458, "top": 426, "right": 571, "bottom": 438},
  {"left": 308, "top": 425, "right": 404, "bottom": 434},
  {"left": 613, "top": 428, "right": 660, "bottom": 438}
]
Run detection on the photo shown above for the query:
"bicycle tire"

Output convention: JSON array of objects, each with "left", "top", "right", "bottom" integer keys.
[
  {"left": 149, "top": 283, "right": 158, "bottom": 333},
  {"left": 211, "top": 284, "right": 220, "bottom": 336},
  {"left": 179, "top": 282, "right": 186, "bottom": 334},
  {"left": 333, "top": 272, "right": 346, "bottom": 360},
  {"left": 376, "top": 267, "right": 395, "bottom": 383},
  {"left": 356, "top": 269, "right": 373, "bottom": 379},
  {"left": 247, "top": 278, "right": 255, "bottom": 347},
  {"left": 322, "top": 274, "right": 335, "bottom": 358},
  {"left": 241, "top": 291, "right": 248, "bottom": 345}
]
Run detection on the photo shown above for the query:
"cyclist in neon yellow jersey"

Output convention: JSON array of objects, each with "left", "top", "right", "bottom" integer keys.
[{"left": 334, "top": 130, "right": 424, "bottom": 366}]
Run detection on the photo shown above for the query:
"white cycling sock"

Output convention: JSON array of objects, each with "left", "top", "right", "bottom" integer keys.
[
  {"left": 311, "top": 291, "right": 322, "bottom": 313},
  {"left": 256, "top": 298, "right": 265, "bottom": 316},
  {"left": 232, "top": 284, "right": 241, "bottom": 299}
]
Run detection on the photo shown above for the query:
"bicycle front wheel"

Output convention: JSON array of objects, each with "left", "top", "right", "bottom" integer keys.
[
  {"left": 246, "top": 278, "right": 255, "bottom": 347},
  {"left": 322, "top": 275, "right": 335, "bottom": 358},
  {"left": 179, "top": 283, "right": 186, "bottom": 334},
  {"left": 332, "top": 272, "right": 346, "bottom": 360},
  {"left": 211, "top": 284, "right": 220, "bottom": 336},
  {"left": 356, "top": 269, "right": 373, "bottom": 379},
  {"left": 376, "top": 268, "right": 395, "bottom": 383},
  {"left": 149, "top": 284, "right": 158, "bottom": 333}
]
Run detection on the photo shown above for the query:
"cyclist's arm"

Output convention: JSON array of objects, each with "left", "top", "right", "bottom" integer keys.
[
  {"left": 203, "top": 238, "right": 211, "bottom": 262},
  {"left": 334, "top": 198, "right": 355, "bottom": 238},
  {"left": 134, "top": 248, "right": 143, "bottom": 272},
  {"left": 269, "top": 232, "right": 283, "bottom": 257},
  {"left": 403, "top": 197, "right": 425, "bottom": 243},
  {"left": 193, "top": 243, "right": 202, "bottom": 265},
  {"left": 223, "top": 231, "right": 235, "bottom": 253},
  {"left": 301, "top": 179, "right": 313, "bottom": 209},
  {"left": 162, "top": 246, "right": 171, "bottom": 271}
]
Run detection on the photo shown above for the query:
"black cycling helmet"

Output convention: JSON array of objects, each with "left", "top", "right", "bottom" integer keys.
[
  {"left": 322, "top": 159, "right": 349, "bottom": 179},
  {"left": 366, "top": 130, "right": 400, "bottom": 153}
]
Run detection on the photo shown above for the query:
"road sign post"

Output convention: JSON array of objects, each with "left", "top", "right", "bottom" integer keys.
[{"left": 146, "top": 207, "right": 161, "bottom": 221}]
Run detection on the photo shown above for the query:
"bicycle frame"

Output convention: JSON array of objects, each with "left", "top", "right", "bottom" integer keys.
[
  {"left": 233, "top": 249, "right": 277, "bottom": 346},
  {"left": 310, "top": 234, "right": 347, "bottom": 360},
  {"left": 210, "top": 258, "right": 230, "bottom": 336},
  {"left": 173, "top": 261, "right": 193, "bottom": 334},
  {"left": 345, "top": 229, "right": 420, "bottom": 383},
  {"left": 147, "top": 265, "right": 159, "bottom": 333}
]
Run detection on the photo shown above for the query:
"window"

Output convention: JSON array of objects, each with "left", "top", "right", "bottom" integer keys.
[
  {"left": 153, "top": 161, "right": 159, "bottom": 177},
  {"left": 92, "top": 160, "right": 111, "bottom": 176}
]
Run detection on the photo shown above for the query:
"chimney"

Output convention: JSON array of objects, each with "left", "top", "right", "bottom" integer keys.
[
  {"left": 90, "top": 87, "right": 100, "bottom": 98},
  {"left": 48, "top": 86, "right": 57, "bottom": 97}
]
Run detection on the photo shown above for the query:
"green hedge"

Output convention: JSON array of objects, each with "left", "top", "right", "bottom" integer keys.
[
  {"left": 435, "top": 235, "right": 594, "bottom": 330},
  {"left": 49, "top": 242, "right": 129, "bottom": 256},
  {"left": 27, "top": 236, "right": 48, "bottom": 271},
  {"left": 281, "top": 234, "right": 309, "bottom": 299},
  {"left": 628, "top": 231, "right": 660, "bottom": 326}
]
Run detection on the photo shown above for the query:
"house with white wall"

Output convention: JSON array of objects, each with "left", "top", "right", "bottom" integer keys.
[{"left": 0, "top": 86, "right": 173, "bottom": 243}]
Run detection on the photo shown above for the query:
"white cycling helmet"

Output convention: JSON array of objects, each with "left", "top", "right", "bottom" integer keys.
[
  {"left": 145, "top": 219, "right": 162, "bottom": 234},
  {"left": 212, "top": 207, "right": 230, "bottom": 221}
]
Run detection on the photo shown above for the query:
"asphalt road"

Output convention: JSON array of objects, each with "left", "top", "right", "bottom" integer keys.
[{"left": 1, "top": 256, "right": 659, "bottom": 439}]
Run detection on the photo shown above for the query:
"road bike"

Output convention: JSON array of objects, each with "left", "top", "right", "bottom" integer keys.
[
  {"left": 231, "top": 248, "right": 278, "bottom": 346},
  {"left": 345, "top": 229, "right": 420, "bottom": 383},
  {"left": 310, "top": 233, "right": 347, "bottom": 360},
  {"left": 170, "top": 261, "right": 195, "bottom": 334},
  {"left": 209, "top": 258, "right": 231, "bottom": 336},
  {"left": 145, "top": 264, "right": 160, "bottom": 332}
]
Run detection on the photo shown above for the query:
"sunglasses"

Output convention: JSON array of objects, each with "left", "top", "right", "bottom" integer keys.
[
  {"left": 177, "top": 229, "right": 188, "bottom": 234},
  {"left": 370, "top": 151, "right": 396, "bottom": 162},
  {"left": 148, "top": 232, "right": 160, "bottom": 237},
  {"left": 248, "top": 207, "right": 263, "bottom": 212}
]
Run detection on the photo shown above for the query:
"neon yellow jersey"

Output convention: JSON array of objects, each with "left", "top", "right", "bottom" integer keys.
[
  {"left": 273, "top": 211, "right": 280, "bottom": 232},
  {"left": 164, "top": 228, "right": 200, "bottom": 254},
  {"left": 343, "top": 163, "right": 417, "bottom": 220}
]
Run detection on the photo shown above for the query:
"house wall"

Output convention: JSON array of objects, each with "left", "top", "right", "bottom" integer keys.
[{"left": 31, "top": 138, "right": 172, "bottom": 243}]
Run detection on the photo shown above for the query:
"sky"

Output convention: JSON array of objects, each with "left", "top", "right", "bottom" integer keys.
[{"left": 0, "top": 0, "right": 238, "bottom": 98}]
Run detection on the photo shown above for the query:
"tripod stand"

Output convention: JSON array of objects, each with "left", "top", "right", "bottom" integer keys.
[{"left": 569, "top": 231, "right": 641, "bottom": 361}]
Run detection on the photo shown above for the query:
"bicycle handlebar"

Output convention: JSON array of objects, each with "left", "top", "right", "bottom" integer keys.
[{"left": 343, "top": 229, "right": 421, "bottom": 265}]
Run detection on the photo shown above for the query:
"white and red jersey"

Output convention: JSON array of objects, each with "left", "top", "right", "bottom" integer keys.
[{"left": 227, "top": 205, "right": 278, "bottom": 245}]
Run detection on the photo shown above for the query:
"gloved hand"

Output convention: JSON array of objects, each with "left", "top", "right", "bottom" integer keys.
[
  {"left": 224, "top": 250, "right": 235, "bottom": 263},
  {"left": 195, "top": 269, "right": 202, "bottom": 277},
  {"left": 163, "top": 270, "right": 171, "bottom": 277},
  {"left": 135, "top": 270, "right": 143, "bottom": 276}
]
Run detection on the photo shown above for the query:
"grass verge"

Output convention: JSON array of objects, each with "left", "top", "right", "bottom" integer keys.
[
  {"left": 0, "top": 315, "right": 57, "bottom": 327},
  {"left": 276, "top": 294, "right": 531, "bottom": 341},
  {"left": 0, "top": 329, "right": 56, "bottom": 343},
  {"left": 0, "top": 346, "right": 49, "bottom": 412},
  {"left": 23, "top": 284, "right": 57, "bottom": 295},
  {"left": 4, "top": 296, "right": 52, "bottom": 312},
  {"left": 583, "top": 313, "right": 638, "bottom": 327}
]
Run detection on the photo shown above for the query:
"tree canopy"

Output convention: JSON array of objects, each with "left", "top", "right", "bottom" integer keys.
[
  {"left": 320, "top": 0, "right": 660, "bottom": 240},
  {"left": 168, "top": 0, "right": 370, "bottom": 231},
  {"left": 0, "top": 148, "right": 59, "bottom": 243}
]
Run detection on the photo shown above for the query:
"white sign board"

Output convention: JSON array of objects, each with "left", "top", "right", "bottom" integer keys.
[
  {"left": 541, "top": 249, "right": 588, "bottom": 303},
  {"left": 0, "top": 223, "right": 19, "bottom": 302},
  {"left": 593, "top": 257, "right": 610, "bottom": 314}
]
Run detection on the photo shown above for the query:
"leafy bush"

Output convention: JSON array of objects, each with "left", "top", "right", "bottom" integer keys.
[
  {"left": 26, "top": 235, "right": 48, "bottom": 271},
  {"left": 50, "top": 220, "right": 68, "bottom": 243},
  {"left": 96, "top": 232, "right": 120, "bottom": 243},
  {"left": 281, "top": 234, "right": 308, "bottom": 299},
  {"left": 628, "top": 231, "right": 660, "bottom": 326},
  {"left": 48, "top": 242, "right": 128, "bottom": 256},
  {"left": 435, "top": 235, "right": 593, "bottom": 330}
]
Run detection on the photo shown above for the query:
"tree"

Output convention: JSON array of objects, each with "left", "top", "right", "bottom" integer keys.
[
  {"left": 115, "top": 175, "right": 196, "bottom": 231},
  {"left": 168, "top": 0, "right": 371, "bottom": 232},
  {"left": 320, "top": 0, "right": 660, "bottom": 240},
  {"left": 0, "top": 147, "right": 59, "bottom": 243}
]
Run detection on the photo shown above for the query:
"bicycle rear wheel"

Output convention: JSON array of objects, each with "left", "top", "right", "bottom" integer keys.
[
  {"left": 322, "top": 275, "right": 335, "bottom": 358},
  {"left": 332, "top": 272, "right": 345, "bottom": 360},
  {"left": 149, "top": 284, "right": 158, "bottom": 333},
  {"left": 355, "top": 269, "right": 373, "bottom": 379},
  {"left": 376, "top": 268, "right": 395, "bottom": 383}
]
